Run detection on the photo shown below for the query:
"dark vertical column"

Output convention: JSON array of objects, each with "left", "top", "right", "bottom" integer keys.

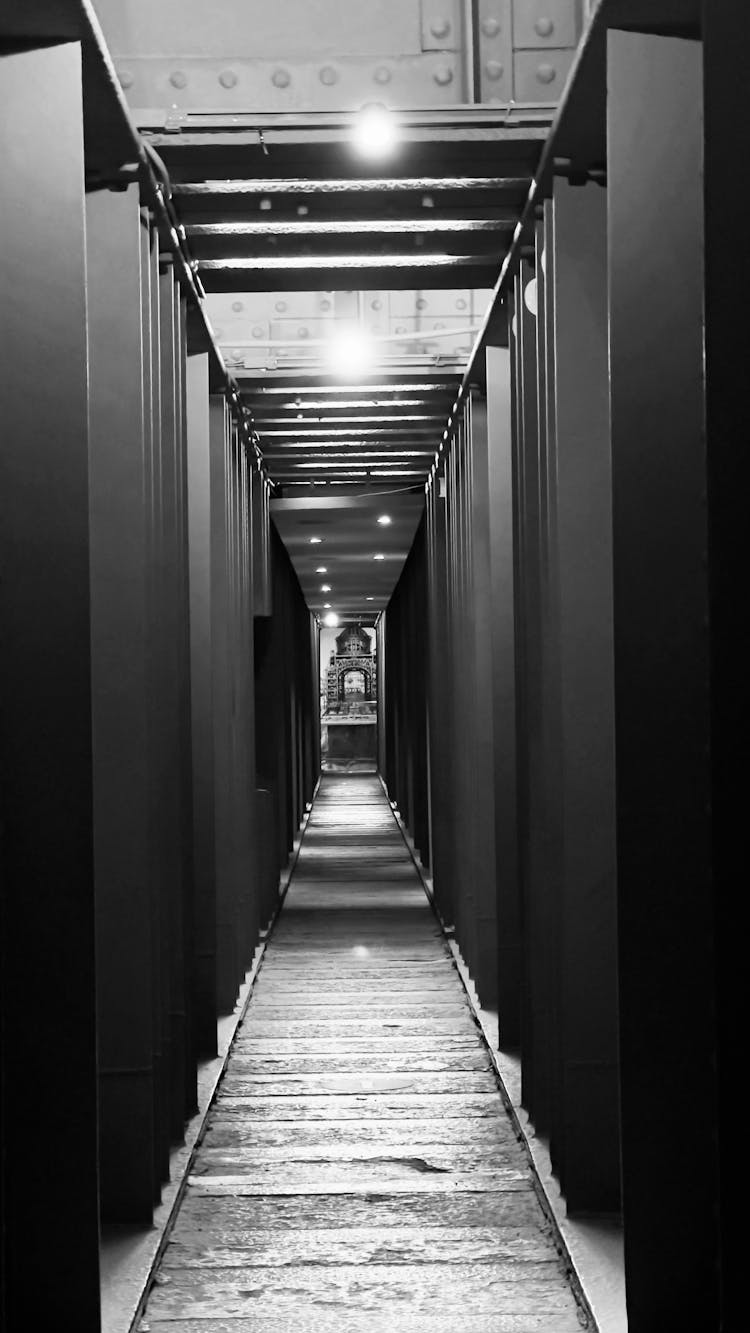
[
  {"left": 0, "top": 42, "right": 100, "bottom": 1327},
  {"left": 485, "top": 343, "right": 521, "bottom": 1048},
  {"left": 551, "top": 175, "right": 619, "bottom": 1212},
  {"left": 515, "top": 258, "right": 554, "bottom": 1134},
  {"left": 159, "top": 264, "right": 188, "bottom": 1138},
  {"left": 176, "top": 295, "right": 197, "bottom": 1115},
  {"left": 186, "top": 352, "right": 217, "bottom": 1057},
  {"left": 142, "top": 220, "right": 169, "bottom": 1187},
  {"left": 703, "top": 9, "right": 744, "bottom": 1316},
  {"left": 210, "top": 395, "right": 240, "bottom": 1011},
  {"left": 86, "top": 183, "right": 155, "bottom": 1220},
  {"left": 608, "top": 30, "right": 719, "bottom": 1326},
  {"left": 466, "top": 394, "right": 499, "bottom": 1006}
]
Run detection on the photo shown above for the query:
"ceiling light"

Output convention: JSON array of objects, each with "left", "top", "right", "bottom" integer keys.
[
  {"left": 377, "top": 514, "right": 392, "bottom": 526},
  {"left": 366, "top": 596, "right": 374, "bottom": 601},
  {"left": 309, "top": 536, "right": 322, "bottom": 544},
  {"left": 373, "top": 553, "right": 385, "bottom": 561},
  {"left": 323, "top": 611, "right": 339, "bottom": 627},
  {"left": 315, "top": 565, "right": 327, "bottom": 573},
  {"left": 323, "top": 602, "right": 331, "bottom": 609},
  {"left": 326, "top": 327, "right": 374, "bottom": 379},
  {"left": 321, "top": 583, "right": 331, "bottom": 592},
  {"left": 353, "top": 103, "right": 398, "bottom": 159}
]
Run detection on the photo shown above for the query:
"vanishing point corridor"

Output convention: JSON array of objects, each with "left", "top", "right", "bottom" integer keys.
[{"left": 142, "top": 776, "right": 586, "bottom": 1331}]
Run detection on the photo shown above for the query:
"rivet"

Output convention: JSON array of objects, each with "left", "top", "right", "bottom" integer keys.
[
  {"left": 320, "top": 298, "right": 332, "bottom": 311},
  {"left": 272, "top": 67, "right": 291, "bottom": 88},
  {"left": 485, "top": 60, "right": 504, "bottom": 80},
  {"left": 319, "top": 65, "right": 339, "bottom": 86},
  {"left": 373, "top": 65, "right": 392, "bottom": 85},
  {"left": 455, "top": 297, "right": 467, "bottom": 310},
  {"left": 252, "top": 326, "right": 264, "bottom": 338},
  {"left": 219, "top": 69, "right": 238, "bottom": 88},
  {"left": 371, "top": 298, "right": 382, "bottom": 310},
  {"left": 259, "top": 198, "right": 272, "bottom": 211},
  {"left": 430, "top": 17, "right": 451, "bottom": 38},
  {"left": 433, "top": 64, "right": 454, "bottom": 86},
  {"left": 275, "top": 300, "right": 288, "bottom": 313},
  {"left": 416, "top": 297, "right": 427, "bottom": 310},
  {"left": 537, "top": 63, "right": 556, "bottom": 85},
  {"left": 169, "top": 70, "right": 187, "bottom": 89},
  {"left": 481, "top": 16, "right": 501, "bottom": 38},
  {"left": 297, "top": 204, "right": 309, "bottom": 215},
  {"left": 535, "top": 16, "right": 554, "bottom": 37},
  {"left": 298, "top": 326, "right": 309, "bottom": 338},
  {"left": 421, "top": 193, "right": 435, "bottom": 208},
  {"left": 231, "top": 300, "right": 244, "bottom": 312},
  {"left": 118, "top": 70, "right": 134, "bottom": 89}
]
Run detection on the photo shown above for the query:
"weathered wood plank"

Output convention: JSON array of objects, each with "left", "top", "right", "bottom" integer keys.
[
  {"left": 173, "top": 1190, "right": 544, "bottom": 1233},
  {"left": 219, "top": 1071, "right": 496, "bottom": 1097},
  {"left": 142, "top": 1315, "right": 585, "bottom": 1333},
  {"left": 202, "top": 1117, "right": 514, "bottom": 1150},
  {"left": 212, "top": 1094, "right": 506, "bottom": 1120},
  {"left": 186, "top": 1168, "right": 530, "bottom": 1195},
  {"left": 226, "top": 1051, "right": 491, "bottom": 1074},
  {"left": 144, "top": 1264, "right": 580, "bottom": 1319},
  {"left": 161, "top": 1225, "right": 558, "bottom": 1268}
]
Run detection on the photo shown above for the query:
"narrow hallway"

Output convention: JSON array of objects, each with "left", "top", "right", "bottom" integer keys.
[{"left": 141, "top": 775, "right": 587, "bottom": 1331}]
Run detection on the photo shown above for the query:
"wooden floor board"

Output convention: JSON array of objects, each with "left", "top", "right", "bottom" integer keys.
[{"left": 138, "top": 775, "right": 590, "bottom": 1331}]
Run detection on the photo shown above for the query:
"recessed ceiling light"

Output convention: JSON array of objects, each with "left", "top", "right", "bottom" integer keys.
[
  {"left": 323, "top": 602, "right": 331, "bottom": 609},
  {"left": 366, "top": 596, "right": 374, "bottom": 601},
  {"left": 321, "top": 583, "right": 331, "bottom": 592},
  {"left": 323, "top": 611, "right": 339, "bottom": 627},
  {"left": 315, "top": 566, "right": 327, "bottom": 573},
  {"left": 373, "top": 553, "right": 385, "bottom": 561},
  {"left": 309, "top": 536, "right": 322, "bottom": 544},
  {"left": 377, "top": 514, "right": 392, "bottom": 526}
]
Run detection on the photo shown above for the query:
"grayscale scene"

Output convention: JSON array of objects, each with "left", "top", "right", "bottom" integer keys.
[{"left": 1, "top": 4, "right": 732, "bottom": 1333}]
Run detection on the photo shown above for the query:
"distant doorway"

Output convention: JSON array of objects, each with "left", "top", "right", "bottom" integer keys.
[{"left": 320, "top": 621, "right": 377, "bottom": 773}]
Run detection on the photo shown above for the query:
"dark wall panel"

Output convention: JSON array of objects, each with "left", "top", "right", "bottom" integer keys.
[{"left": 0, "top": 42, "right": 101, "bottom": 1327}]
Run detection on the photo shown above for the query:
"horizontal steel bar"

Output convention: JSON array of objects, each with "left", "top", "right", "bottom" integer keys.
[
  {"left": 258, "top": 425, "right": 437, "bottom": 437},
  {"left": 254, "top": 414, "right": 440, "bottom": 426},
  {"left": 248, "top": 398, "right": 447, "bottom": 411},
  {"left": 187, "top": 217, "right": 515, "bottom": 236},
  {"left": 200, "top": 253, "right": 498, "bottom": 271},
  {"left": 241, "top": 379, "right": 460, "bottom": 393},
  {"left": 175, "top": 177, "right": 532, "bottom": 196}
]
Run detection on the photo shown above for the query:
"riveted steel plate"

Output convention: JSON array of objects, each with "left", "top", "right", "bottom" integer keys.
[
  {"left": 476, "top": 0, "right": 512, "bottom": 104},
  {"left": 512, "top": 0, "right": 579, "bottom": 51},
  {"left": 512, "top": 46, "right": 576, "bottom": 103}
]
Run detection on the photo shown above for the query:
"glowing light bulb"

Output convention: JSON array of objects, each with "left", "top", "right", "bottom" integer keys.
[
  {"left": 309, "top": 536, "right": 322, "bottom": 544},
  {"left": 321, "top": 583, "right": 331, "bottom": 592},
  {"left": 373, "top": 553, "right": 385, "bottom": 561},
  {"left": 353, "top": 103, "right": 398, "bottom": 159},
  {"left": 377, "top": 514, "right": 392, "bottom": 526},
  {"left": 315, "top": 566, "right": 327, "bottom": 573},
  {"left": 323, "top": 611, "right": 339, "bottom": 627},
  {"left": 326, "top": 327, "right": 373, "bottom": 379}
]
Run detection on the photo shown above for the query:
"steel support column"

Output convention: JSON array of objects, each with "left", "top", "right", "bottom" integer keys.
[
  {"left": 608, "top": 29, "right": 719, "bottom": 1325},
  {"left": 87, "top": 182, "right": 156, "bottom": 1219},
  {"left": 0, "top": 42, "right": 100, "bottom": 1327},
  {"left": 550, "top": 174, "right": 619, "bottom": 1212}
]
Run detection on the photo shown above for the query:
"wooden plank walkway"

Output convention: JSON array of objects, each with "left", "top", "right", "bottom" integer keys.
[{"left": 140, "top": 774, "right": 589, "bottom": 1332}]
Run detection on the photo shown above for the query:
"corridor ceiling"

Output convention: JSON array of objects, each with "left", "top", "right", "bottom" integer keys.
[{"left": 98, "top": 1, "right": 572, "bottom": 617}]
